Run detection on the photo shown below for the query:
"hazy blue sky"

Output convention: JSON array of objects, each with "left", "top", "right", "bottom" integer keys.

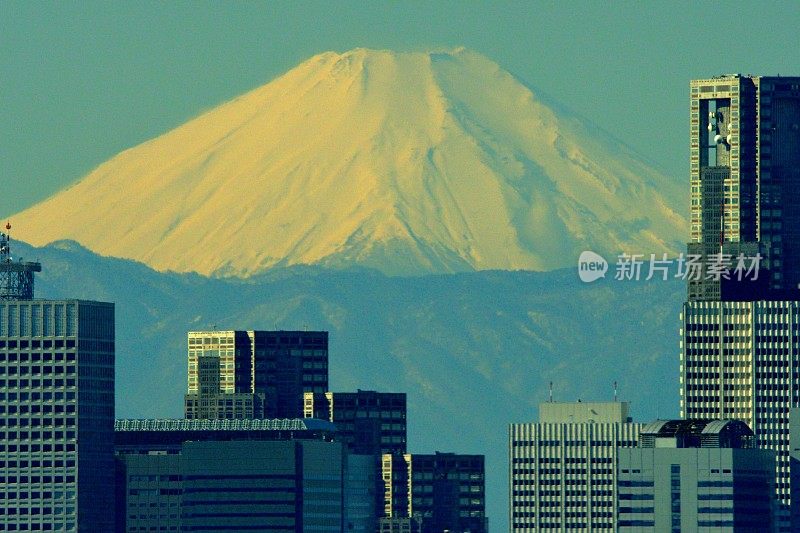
[{"left": 2, "top": 1, "right": 799, "bottom": 217}]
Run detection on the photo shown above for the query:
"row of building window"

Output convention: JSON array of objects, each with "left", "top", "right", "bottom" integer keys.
[
  {"left": 0, "top": 351, "right": 77, "bottom": 362},
  {"left": 512, "top": 457, "right": 611, "bottom": 464},
  {"left": 511, "top": 477, "right": 613, "bottom": 487},
  {"left": 0, "top": 419, "right": 76, "bottom": 428},
  {"left": 512, "top": 489, "right": 613, "bottom": 497},
  {"left": 0, "top": 475, "right": 76, "bottom": 484},
  {"left": 0, "top": 340, "right": 78, "bottom": 350},
  {"left": 0, "top": 490, "right": 74, "bottom": 499},
  {"left": 512, "top": 440, "right": 637, "bottom": 447},
  {"left": 619, "top": 506, "right": 654, "bottom": 513},
  {"left": 0, "top": 459, "right": 75, "bottom": 469},
  {"left": 0, "top": 444, "right": 77, "bottom": 453},
  {"left": 1, "top": 404, "right": 76, "bottom": 414},
  {"left": 0, "top": 392, "right": 76, "bottom": 402}
]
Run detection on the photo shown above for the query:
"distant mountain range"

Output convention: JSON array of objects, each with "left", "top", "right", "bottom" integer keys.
[
  {"left": 9, "top": 48, "right": 686, "bottom": 276},
  {"left": 17, "top": 239, "right": 684, "bottom": 531}
]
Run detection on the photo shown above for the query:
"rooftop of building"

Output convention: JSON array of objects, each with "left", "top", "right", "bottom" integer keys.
[
  {"left": 691, "top": 74, "right": 800, "bottom": 86},
  {"left": 640, "top": 419, "right": 754, "bottom": 448},
  {"left": 538, "top": 400, "right": 632, "bottom": 424},
  {"left": 187, "top": 330, "right": 328, "bottom": 336},
  {"left": 115, "top": 418, "right": 336, "bottom": 432},
  {"left": 312, "top": 389, "right": 405, "bottom": 397}
]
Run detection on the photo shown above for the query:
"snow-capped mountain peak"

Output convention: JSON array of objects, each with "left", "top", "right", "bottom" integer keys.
[{"left": 10, "top": 48, "right": 686, "bottom": 276}]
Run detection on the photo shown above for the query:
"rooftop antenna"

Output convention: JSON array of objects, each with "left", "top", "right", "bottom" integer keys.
[
  {"left": 613, "top": 381, "right": 618, "bottom": 402},
  {"left": 548, "top": 381, "right": 553, "bottom": 403},
  {"left": 0, "top": 222, "right": 41, "bottom": 301}
]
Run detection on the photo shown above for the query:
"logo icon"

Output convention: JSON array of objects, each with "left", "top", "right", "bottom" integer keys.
[{"left": 578, "top": 251, "right": 608, "bottom": 283}]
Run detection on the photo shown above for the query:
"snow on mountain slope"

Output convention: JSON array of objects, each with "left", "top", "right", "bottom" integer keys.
[{"left": 10, "top": 48, "right": 687, "bottom": 276}]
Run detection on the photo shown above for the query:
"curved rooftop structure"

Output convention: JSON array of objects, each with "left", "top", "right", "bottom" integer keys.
[{"left": 639, "top": 419, "right": 754, "bottom": 449}]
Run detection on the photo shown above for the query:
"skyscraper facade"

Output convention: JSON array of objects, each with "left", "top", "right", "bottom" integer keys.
[
  {"left": 254, "top": 330, "right": 328, "bottom": 417},
  {"left": 303, "top": 390, "right": 407, "bottom": 455},
  {"left": 381, "top": 452, "right": 487, "bottom": 533},
  {"left": 509, "top": 401, "right": 640, "bottom": 531},
  {"left": 682, "top": 75, "right": 800, "bottom": 531},
  {"left": 185, "top": 330, "right": 264, "bottom": 419},
  {"left": 0, "top": 232, "right": 116, "bottom": 532},
  {"left": 304, "top": 389, "right": 407, "bottom": 526},
  {"left": 688, "top": 75, "right": 800, "bottom": 298},
  {"left": 680, "top": 299, "right": 799, "bottom": 528},
  {"left": 185, "top": 329, "right": 328, "bottom": 419}
]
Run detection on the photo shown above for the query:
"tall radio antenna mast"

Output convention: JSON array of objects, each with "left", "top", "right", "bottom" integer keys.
[{"left": 0, "top": 223, "right": 42, "bottom": 300}]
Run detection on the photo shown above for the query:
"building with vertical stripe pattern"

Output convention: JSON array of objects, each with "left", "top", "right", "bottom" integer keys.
[
  {"left": 509, "top": 401, "right": 640, "bottom": 531},
  {"left": 680, "top": 299, "right": 800, "bottom": 529}
]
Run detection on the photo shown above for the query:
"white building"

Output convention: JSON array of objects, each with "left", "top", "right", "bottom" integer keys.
[
  {"left": 508, "top": 401, "right": 641, "bottom": 531},
  {"left": 680, "top": 299, "right": 800, "bottom": 530}
]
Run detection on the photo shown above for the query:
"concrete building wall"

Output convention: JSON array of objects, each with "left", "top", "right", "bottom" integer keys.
[
  {"left": 0, "top": 299, "right": 115, "bottom": 532},
  {"left": 509, "top": 402, "right": 640, "bottom": 531},
  {"left": 538, "top": 401, "right": 630, "bottom": 424},
  {"left": 617, "top": 447, "right": 774, "bottom": 532}
]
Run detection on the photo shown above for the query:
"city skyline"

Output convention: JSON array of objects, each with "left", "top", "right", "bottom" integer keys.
[
  {"left": 0, "top": 248, "right": 487, "bottom": 531},
  {"left": 3, "top": 4, "right": 800, "bottom": 531}
]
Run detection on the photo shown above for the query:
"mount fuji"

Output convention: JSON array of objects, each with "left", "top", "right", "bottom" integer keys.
[{"left": 9, "top": 48, "right": 686, "bottom": 276}]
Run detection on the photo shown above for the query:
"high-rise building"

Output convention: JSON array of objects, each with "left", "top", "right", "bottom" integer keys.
[
  {"left": 682, "top": 75, "right": 800, "bottom": 531},
  {"left": 185, "top": 330, "right": 264, "bottom": 419},
  {"left": 688, "top": 75, "right": 800, "bottom": 299},
  {"left": 617, "top": 419, "right": 775, "bottom": 532},
  {"left": 303, "top": 390, "right": 407, "bottom": 455},
  {"left": 185, "top": 329, "right": 328, "bottom": 419},
  {"left": 381, "top": 451, "right": 488, "bottom": 533},
  {"left": 114, "top": 418, "right": 373, "bottom": 532},
  {"left": 0, "top": 228, "right": 116, "bottom": 532},
  {"left": 509, "top": 401, "right": 641, "bottom": 531},
  {"left": 680, "top": 300, "right": 799, "bottom": 529},
  {"left": 304, "top": 390, "right": 407, "bottom": 527}
]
